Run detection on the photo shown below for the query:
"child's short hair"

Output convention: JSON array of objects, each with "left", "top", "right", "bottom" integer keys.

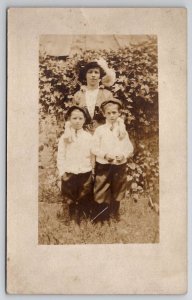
[
  {"left": 101, "top": 98, "right": 122, "bottom": 113},
  {"left": 65, "top": 106, "right": 88, "bottom": 121}
]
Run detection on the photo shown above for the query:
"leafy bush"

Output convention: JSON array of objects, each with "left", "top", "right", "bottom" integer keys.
[
  {"left": 39, "top": 37, "right": 158, "bottom": 138},
  {"left": 126, "top": 143, "right": 159, "bottom": 202},
  {"left": 39, "top": 37, "right": 159, "bottom": 201}
]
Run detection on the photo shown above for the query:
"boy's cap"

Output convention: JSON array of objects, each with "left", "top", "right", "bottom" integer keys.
[
  {"left": 101, "top": 98, "right": 122, "bottom": 110},
  {"left": 65, "top": 105, "right": 88, "bottom": 121}
]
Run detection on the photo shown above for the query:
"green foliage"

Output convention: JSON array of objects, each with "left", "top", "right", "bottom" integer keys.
[
  {"left": 127, "top": 142, "right": 159, "bottom": 200},
  {"left": 39, "top": 37, "right": 159, "bottom": 198},
  {"left": 39, "top": 37, "right": 158, "bottom": 138}
]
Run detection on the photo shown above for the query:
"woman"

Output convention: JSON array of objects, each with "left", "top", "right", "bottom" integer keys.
[
  {"left": 64, "top": 58, "right": 126, "bottom": 141},
  {"left": 72, "top": 59, "right": 116, "bottom": 132}
]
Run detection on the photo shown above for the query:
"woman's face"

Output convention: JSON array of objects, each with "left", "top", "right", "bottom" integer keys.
[{"left": 86, "top": 68, "right": 101, "bottom": 87}]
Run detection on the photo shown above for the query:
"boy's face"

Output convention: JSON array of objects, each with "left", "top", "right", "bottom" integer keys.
[
  {"left": 103, "top": 103, "right": 120, "bottom": 124},
  {"left": 69, "top": 110, "right": 85, "bottom": 130}
]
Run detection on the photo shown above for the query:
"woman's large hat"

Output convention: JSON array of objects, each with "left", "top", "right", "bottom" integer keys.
[
  {"left": 96, "top": 58, "right": 116, "bottom": 87},
  {"left": 78, "top": 61, "right": 106, "bottom": 84},
  {"left": 78, "top": 58, "right": 116, "bottom": 87}
]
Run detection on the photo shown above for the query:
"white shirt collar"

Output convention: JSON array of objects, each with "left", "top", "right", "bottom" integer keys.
[
  {"left": 70, "top": 127, "right": 84, "bottom": 135},
  {"left": 105, "top": 120, "right": 119, "bottom": 129}
]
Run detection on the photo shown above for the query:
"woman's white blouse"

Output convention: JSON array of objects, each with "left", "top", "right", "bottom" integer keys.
[{"left": 85, "top": 88, "right": 99, "bottom": 118}]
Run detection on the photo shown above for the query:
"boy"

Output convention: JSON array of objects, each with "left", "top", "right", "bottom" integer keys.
[
  {"left": 57, "top": 106, "right": 93, "bottom": 225},
  {"left": 92, "top": 99, "right": 133, "bottom": 222}
]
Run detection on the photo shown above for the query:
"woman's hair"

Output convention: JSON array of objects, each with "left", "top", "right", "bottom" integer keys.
[{"left": 78, "top": 61, "right": 106, "bottom": 84}]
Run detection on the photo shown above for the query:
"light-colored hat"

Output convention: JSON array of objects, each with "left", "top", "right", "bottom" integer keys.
[
  {"left": 78, "top": 58, "right": 116, "bottom": 87},
  {"left": 101, "top": 98, "right": 122, "bottom": 110},
  {"left": 96, "top": 58, "right": 116, "bottom": 87}
]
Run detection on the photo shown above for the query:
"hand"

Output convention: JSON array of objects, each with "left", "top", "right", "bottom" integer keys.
[
  {"left": 61, "top": 173, "right": 67, "bottom": 180},
  {"left": 117, "top": 117, "right": 127, "bottom": 140},
  {"left": 116, "top": 155, "right": 124, "bottom": 163},
  {"left": 118, "top": 130, "right": 126, "bottom": 140},
  {"left": 105, "top": 154, "right": 115, "bottom": 162}
]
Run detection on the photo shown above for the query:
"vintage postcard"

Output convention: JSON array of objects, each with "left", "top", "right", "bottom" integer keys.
[{"left": 7, "top": 8, "right": 187, "bottom": 294}]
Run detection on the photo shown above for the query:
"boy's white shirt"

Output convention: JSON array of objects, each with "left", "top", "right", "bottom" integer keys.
[
  {"left": 57, "top": 128, "right": 93, "bottom": 177},
  {"left": 92, "top": 120, "right": 133, "bottom": 165}
]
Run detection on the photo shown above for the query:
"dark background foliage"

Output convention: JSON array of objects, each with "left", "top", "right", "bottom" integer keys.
[{"left": 39, "top": 37, "right": 159, "bottom": 203}]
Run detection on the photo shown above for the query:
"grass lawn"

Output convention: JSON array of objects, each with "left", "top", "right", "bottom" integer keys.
[{"left": 38, "top": 192, "right": 159, "bottom": 245}]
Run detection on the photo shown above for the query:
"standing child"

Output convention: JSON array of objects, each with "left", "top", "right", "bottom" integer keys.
[
  {"left": 92, "top": 99, "right": 133, "bottom": 222},
  {"left": 57, "top": 106, "right": 93, "bottom": 225}
]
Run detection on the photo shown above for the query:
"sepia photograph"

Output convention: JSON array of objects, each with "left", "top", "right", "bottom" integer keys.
[
  {"left": 38, "top": 35, "right": 159, "bottom": 244},
  {"left": 7, "top": 8, "right": 187, "bottom": 294}
]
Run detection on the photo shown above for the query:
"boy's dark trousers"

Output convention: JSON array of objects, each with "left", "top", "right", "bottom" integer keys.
[
  {"left": 61, "top": 171, "right": 93, "bottom": 223},
  {"left": 92, "top": 162, "right": 127, "bottom": 222}
]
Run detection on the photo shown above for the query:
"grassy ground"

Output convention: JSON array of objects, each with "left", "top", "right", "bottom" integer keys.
[
  {"left": 38, "top": 185, "right": 159, "bottom": 245},
  {"left": 39, "top": 165, "right": 159, "bottom": 245},
  {"left": 38, "top": 115, "right": 159, "bottom": 245}
]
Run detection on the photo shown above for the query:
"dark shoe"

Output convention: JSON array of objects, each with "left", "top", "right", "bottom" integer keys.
[
  {"left": 113, "top": 212, "right": 121, "bottom": 222},
  {"left": 69, "top": 203, "right": 80, "bottom": 225},
  {"left": 100, "top": 203, "right": 109, "bottom": 222},
  {"left": 91, "top": 202, "right": 109, "bottom": 223},
  {"left": 69, "top": 203, "right": 75, "bottom": 218},
  {"left": 110, "top": 201, "right": 120, "bottom": 222},
  {"left": 79, "top": 199, "right": 91, "bottom": 220},
  {"left": 91, "top": 202, "right": 100, "bottom": 223}
]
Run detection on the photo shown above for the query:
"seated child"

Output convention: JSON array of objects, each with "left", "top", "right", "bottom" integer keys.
[
  {"left": 57, "top": 106, "right": 93, "bottom": 225},
  {"left": 91, "top": 98, "right": 133, "bottom": 222}
]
